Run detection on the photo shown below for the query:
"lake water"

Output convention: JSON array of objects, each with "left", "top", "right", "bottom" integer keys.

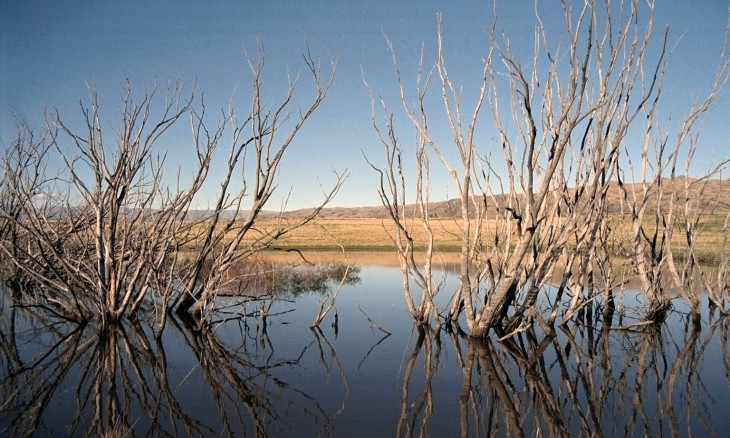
[{"left": 1, "top": 260, "right": 729, "bottom": 437}]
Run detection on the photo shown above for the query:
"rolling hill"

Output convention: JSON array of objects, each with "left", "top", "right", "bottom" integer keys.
[{"left": 282, "top": 178, "right": 730, "bottom": 219}]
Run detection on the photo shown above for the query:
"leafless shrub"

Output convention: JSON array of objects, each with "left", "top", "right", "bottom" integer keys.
[
  {"left": 0, "top": 44, "right": 344, "bottom": 331},
  {"left": 371, "top": 0, "right": 730, "bottom": 337}
]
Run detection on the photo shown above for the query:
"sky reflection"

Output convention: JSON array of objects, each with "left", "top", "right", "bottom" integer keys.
[{"left": 1, "top": 265, "right": 729, "bottom": 437}]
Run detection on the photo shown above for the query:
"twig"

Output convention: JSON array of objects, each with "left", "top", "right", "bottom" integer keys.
[
  {"left": 608, "top": 320, "right": 656, "bottom": 331},
  {"left": 357, "top": 301, "right": 391, "bottom": 336},
  {"left": 498, "top": 323, "right": 530, "bottom": 342}
]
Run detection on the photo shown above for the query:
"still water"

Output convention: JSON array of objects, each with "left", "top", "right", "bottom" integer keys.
[{"left": 1, "top": 262, "right": 729, "bottom": 437}]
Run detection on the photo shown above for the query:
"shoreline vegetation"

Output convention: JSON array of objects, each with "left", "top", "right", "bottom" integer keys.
[
  {"left": 263, "top": 177, "right": 730, "bottom": 261},
  {"left": 252, "top": 209, "right": 728, "bottom": 261}
]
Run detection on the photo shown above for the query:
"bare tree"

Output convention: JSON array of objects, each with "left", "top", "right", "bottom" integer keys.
[
  {"left": 365, "top": 80, "right": 447, "bottom": 326},
  {"left": 0, "top": 82, "right": 190, "bottom": 324},
  {"left": 664, "top": 171, "right": 730, "bottom": 321},
  {"left": 0, "top": 44, "right": 344, "bottom": 329},
  {"left": 0, "top": 119, "right": 53, "bottom": 295},
  {"left": 310, "top": 232, "right": 353, "bottom": 328},
  {"left": 617, "top": 10, "right": 730, "bottom": 322},
  {"left": 172, "top": 45, "right": 343, "bottom": 322},
  {"left": 372, "top": 0, "right": 730, "bottom": 338}
]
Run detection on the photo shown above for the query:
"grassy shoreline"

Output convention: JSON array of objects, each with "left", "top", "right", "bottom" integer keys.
[{"left": 246, "top": 215, "right": 726, "bottom": 261}]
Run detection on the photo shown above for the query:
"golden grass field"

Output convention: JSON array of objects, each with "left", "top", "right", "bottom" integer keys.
[
  {"left": 253, "top": 178, "right": 729, "bottom": 259},
  {"left": 242, "top": 213, "right": 726, "bottom": 262},
  {"left": 256, "top": 217, "right": 464, "bottom": 251}
]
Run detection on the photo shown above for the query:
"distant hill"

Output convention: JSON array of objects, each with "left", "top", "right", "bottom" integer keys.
[{"left": 282, "top": 178, "right": 730, "bottom": 219}]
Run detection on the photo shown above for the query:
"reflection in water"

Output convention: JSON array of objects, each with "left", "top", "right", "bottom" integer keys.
[
  {"left": 397, "top": 326, "right": 440, "bottom": 437},
  {"left": 1, "top": 276, "right": 729, "bottom": 437},
  {"left": 0, "top": 297, "right": 351, "bottom": 437}
]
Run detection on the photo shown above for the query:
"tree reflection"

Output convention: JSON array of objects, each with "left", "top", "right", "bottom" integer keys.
[
  {"left": 1, "top": 294, "right": 728, "bottom": 437},
  {"left": 456, "top": 331, "right": 568, "bottom": 437},
  {"left": 310, "top": 326, "right": 351, "bottom": 434},
  {"left": 0, "top": 301, "right": 350, "bottom": 436},
  {"left": 394, "top": 310, "right": 729, "bottom": 437},
  {"left": 397, "top": 326, "right": 440, "bottom": 438}
]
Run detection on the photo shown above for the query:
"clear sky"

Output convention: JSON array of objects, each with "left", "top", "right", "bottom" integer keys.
[{"left": 1, "top": 1, "right": 729, "bottom": 210}]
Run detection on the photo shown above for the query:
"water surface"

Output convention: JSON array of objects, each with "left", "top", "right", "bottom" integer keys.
[{"left": 1, "top": 263, "right": 729, "bottom": 437}]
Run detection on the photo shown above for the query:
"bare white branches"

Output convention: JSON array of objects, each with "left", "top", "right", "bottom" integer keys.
[
  {"left": 370, "top": 0, "right": 730, "bottom": 337},
  {"left": 0, "top": 44, "right": 343, "bottom": 329}
]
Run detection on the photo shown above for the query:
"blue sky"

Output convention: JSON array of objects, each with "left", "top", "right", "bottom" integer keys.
[{"left": 1, "top": 1, "right": 729, "bottom": 210}]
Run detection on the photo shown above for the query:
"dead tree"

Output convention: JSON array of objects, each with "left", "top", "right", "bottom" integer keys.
[
  {"left": 367, "top": 14, "right": 492, "bottom": 329},
  {"left": 0, "top": 120, "right": 53, "bottom": 296},
  {"left": 373, "top": 1, "right": 729, "bottom": 337},
  {"left": 0, "top": 81, "right": 194, "bottom": 324},
  {"left": 0, "top": 44, "right": 344, "bottom": 328},
  {"left": 365, "top": 81, "right": 447, "bottom": 326},
  {"left": 664, "top": 171, "right": 730, "bottom": 319},
  {"left": 172, "top": 45, "right": 343, "bottom": 321},
  {"left": 476, "top": 0, "right": 675, "bottom": 335},
  {"left": 616, "top": 12, "right": 730, "bottom": 323}
]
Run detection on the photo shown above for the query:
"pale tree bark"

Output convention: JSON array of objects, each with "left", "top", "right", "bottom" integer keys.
[
  {"left": 173, "top": 45, "right": 344, "bottom": 321},
  {"left": 661, "top": 22, "right": 730, "bottom": 318},
  {"left": 50, "top": 80, "right": 193, "bottom": 325},
  {"left": 0, "top": 80, "right": 192, "bottom": 324},
  {"left": 618, "top": 10, "right": 730, "bottom": 322},
  {"left": 719, "top": 212, "right": 730, "bottom": 306},
  {"left": 310, "top": 235, "right": 352, "bottom": 328},
  {"left": 373, "top": 0, "right": 729, "bottom": 338},
  {"left": 477, "top": 0, "right": 650, "bottom": 335},
  {"left": 369, "top": 14, "right": 492, "bottom": 329},
  {"left": 0, "top": 44, "right": 344, "bottom": 329},
  {"left": 664, "top": 166, "right": 730, "bottom": 319},
  {"left": 365, "top": 80, "right": 446, "bottom": 326},
  {"left": 0, "top": 120, "right": 53, "bottom": 295}
]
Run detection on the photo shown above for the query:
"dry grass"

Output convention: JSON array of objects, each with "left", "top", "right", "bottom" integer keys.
[
  {"left": 244, "top": 217, "right": 466, "bottom": 250},
  {"left": 240, "top": 213, "right": 727, "bottom": 262},
  {"left": 263, "top": 178, "right": 730, "bottom": 256}
]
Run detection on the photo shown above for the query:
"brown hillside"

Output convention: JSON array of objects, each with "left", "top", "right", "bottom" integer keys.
[{"left": 285, "top": 178, "right": 730, "bottom": 219}]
